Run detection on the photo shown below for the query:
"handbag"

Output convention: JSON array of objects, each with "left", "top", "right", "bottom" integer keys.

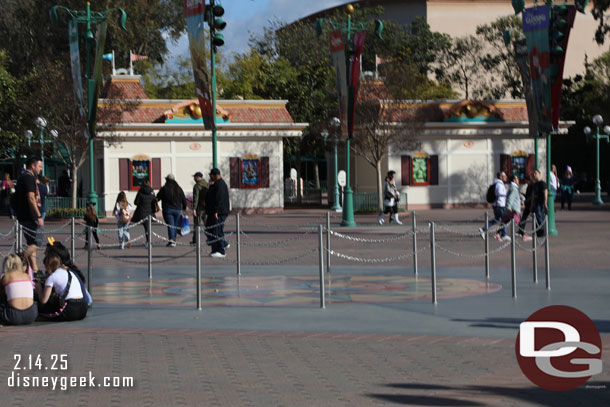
[
  {"left": 383, "top": 198, "right": 395, "bottom": 207},
  {"left": 180, "top": 214, "right": 190, "bottom": 236}
]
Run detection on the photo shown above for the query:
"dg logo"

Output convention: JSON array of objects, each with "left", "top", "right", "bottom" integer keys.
[{"left": 515, "top": 305, "right": 603, "bottom": 391}]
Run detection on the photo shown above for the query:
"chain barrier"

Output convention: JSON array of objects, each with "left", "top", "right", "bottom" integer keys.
[
  {"left": 42, "top": 220, "right": 72, "bottom": 233},
  {"left": 239, "top": 228, "right": 315, "bottom": 247},
  {"left": 514, "top": 236, "right": 547, "bottom": 252},
  {"left": 0, "top": 224, "right": 16, "bottom": 238},
  {"left": 326, "top": 245, "right": 428, "bottom": 264},
  {"left": 94, "top": 244, "right": 198, "bottom": 265},
  {"left": 326, "top": 228, "right": 415, "bottom": 243},
  {"left": 97, "top": 218, "right": 147, "bottom": 232},
  {"left": 152, "top": 216, "right": 230, "bottom": 231},
  {"left": 209, "top": 247, "right": 317, "bottom": 266},
  {"left": 435, "top": 240, "right": 511, "bottom": 258}
]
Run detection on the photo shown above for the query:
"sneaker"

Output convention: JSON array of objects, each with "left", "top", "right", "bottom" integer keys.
[
  {"left": 501, "top": 235, "right": 512, "bottom": 242},
  {"left": 166, "top": 241, "right": 176, "bottom": 247},
  {"left": 120, "top": 242, "right": 125, "bottom": 250},
  {"left": 210, "top": 252, "right": 226, "bottom": 258},
  {"left": 225, "top": 243, "right": 230, "bottom": 250},
  {"left": 478, "top": 228, "right": 486, "bottom": 240},
  {"left": 522, "top": 235, "right": 533, "bottom": 242},
  {"left": 96, "top": 244, "right": 101, "bottom": 250},
  {"left": 377, "top": 215, "right": 385, "bottom": 225}
]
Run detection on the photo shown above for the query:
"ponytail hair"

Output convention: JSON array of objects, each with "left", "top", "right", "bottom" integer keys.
[
  {"left": 45, "top": 242, "right": 86, "bottom": 283},
  {"left": 3, "top": 253, "right": 23, "bottom": 274}
]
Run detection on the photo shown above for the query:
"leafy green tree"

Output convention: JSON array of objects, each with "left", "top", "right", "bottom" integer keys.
[{"left": 592, "top": 0, "right": 610, "bottom": 44}]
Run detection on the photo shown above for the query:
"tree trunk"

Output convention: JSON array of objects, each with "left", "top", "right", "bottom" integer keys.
[
  {"left": 313, "top": 161, "right": 320, "bottom": 190},
  {"left": 376, "top": 160, "right": 383, "bottom": 212},
  {"left": 296, "top": 151, "right": 302, "bottom": 205},
  {"left": 71, "top": 163, "right": 78, "bottom": 209}
]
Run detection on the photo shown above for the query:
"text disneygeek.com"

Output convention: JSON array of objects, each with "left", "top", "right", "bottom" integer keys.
[{"left": 7, "top": 354, "right": 134, "bottom": 391}]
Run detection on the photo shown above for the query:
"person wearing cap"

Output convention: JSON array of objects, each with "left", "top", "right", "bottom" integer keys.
[
  {"left": 156, "top": 174, "right": 187, "bottom": 247},
  {"left": 561, "top": 165, "right": 575, "bottom": 210},
  {"left": 205, "top": 168, "right": 230, "bottom": 258},
  {"left": 191, "top": 172, "right": 208, "bottom": 245}
]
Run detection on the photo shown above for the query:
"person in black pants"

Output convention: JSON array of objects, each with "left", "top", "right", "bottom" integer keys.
[
  {"left": 132, "top": 179, "right": 156, "bottom": 248},
  {"left": 205, "top": 168, "right": 230, "bottom": 258}
]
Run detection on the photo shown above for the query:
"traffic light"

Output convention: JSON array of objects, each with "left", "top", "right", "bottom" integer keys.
[{"left": 207, "top": 1, "right": 225, "bottom": 47}]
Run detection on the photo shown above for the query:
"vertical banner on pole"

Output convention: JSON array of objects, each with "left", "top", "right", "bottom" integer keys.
[
  {"left": 522, "top": 5, "right": 552, "bottom": 133},
  {"left": 512, "top": 37, "right": 538, "bottom": 139},
  {"left": 185, "top": 0, "right": 213, "bottom": 129},
  {"left": 550, "top": 5, "right": 576, "bottom": 131},
  {"left": 329, "top": 30, "right": 348, "bottom": 138},
  {"left": 348, "top": 31, "right": 367, "bottom": 138},
  {"left": 88, "top": 21, "right": 108, "bottom": 136},
  {"left": 68, "top": 18, "right": 86, "bottom": 122}
]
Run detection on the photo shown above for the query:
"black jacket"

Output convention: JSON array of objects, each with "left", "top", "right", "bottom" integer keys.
[
  {"left": 157, "top": 180, "right": 186, "bottom": 211},
  {"left": 132, "top": 185, "right": 156, "bottom": 223},
  {"left": 205, "top": 178, "right": 230, "bottom": 216}
]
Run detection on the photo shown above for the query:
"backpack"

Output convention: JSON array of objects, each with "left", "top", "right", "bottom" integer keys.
[
  {"left": 119, "top": 207, "right": 131, "bottom": 223},
  {"left": 486, "top": 184, "right": 496, "bottom": 203}
]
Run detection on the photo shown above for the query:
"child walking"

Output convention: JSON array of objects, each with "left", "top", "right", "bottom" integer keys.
[{"left": 113, "top": 192, "right": 132, "bottom": 249}]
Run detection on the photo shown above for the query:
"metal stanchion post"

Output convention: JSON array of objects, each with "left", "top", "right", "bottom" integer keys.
[
  {"left": 511, "top": 218, "right": 517, "bottom": 298},
  {"left": 484, "top": 212, "right": 489, "bottom": 279},
  {"left": 15, "top": 220, "right": 20, "bottom": 252},
  {"left": 326, "top": 212, "right": 331, "bottom": 273},
  {"left": 318, "top": 225, "right": 325, "bottom": 309},
  {"left": 70, "top": 217, "right": 75, "bottom": 260},
  {"left": 87, "top": 226, "right": 92, "bottom": 293},
  {"left": 532, "top": 215, "right": 538, "bottom": 283},
  {"left": 236, "top": 213, "right": 241, "bottom": 276},
  {"left": 412, "top": 211, "right": 418, "bottom": 275},
  {"left": 196, "top": 224, "right": 202, "bottom": 310},
  {"left": 430, "top": 222, "right": 437, "bottom": 304},
  {"left": 148, "top": 215, "right": 153, "bottom": 280},
  {"left": 545, "top": 214, "right": 551, "bottom": 290}
]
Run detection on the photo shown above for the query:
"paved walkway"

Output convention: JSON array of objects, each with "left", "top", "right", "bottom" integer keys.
[{"left": 1, "top": 202, "right": 609, "bottom": 406}]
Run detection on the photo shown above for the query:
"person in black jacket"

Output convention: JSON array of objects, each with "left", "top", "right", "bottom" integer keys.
[
  {"left": 132, "top": 179, "right": 156, "bottom": 248},
  {"left": 156, "top": 174, "right": 186, "bottom": 247},
  {"left": 205, "top": 168, "right": 230, "bottom": 257}
]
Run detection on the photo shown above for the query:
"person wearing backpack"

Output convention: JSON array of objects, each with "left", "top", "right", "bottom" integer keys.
[
  {"left": 190, "top": 172, "right": 208, "bottom": 245},
  {"left": 113, "top": 191, "right": 133, "bottom": 249},
  {"left": 480, "top": 171, "right": 510, "bottom": 241}
]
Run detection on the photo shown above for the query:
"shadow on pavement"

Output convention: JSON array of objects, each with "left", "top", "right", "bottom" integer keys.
[{"left": 367, "top": 382, "right": 610, "bottom": 406}]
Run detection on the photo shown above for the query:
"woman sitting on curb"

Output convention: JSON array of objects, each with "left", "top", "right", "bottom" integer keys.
[{"left": 0, "top": 254, "right": 38, "bottom": 325}]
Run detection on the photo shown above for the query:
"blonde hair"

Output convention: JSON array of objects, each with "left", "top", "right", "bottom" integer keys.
[{"left": 3, "top": 254, "right": 23, "bottom": 274}]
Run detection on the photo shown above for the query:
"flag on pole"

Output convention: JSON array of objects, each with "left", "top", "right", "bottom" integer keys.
[
  {"left": 130, "top": 52, "right": 148, "bottom": 62},
  {"left": 103, "top": 53, "right": 113, "bottom": 60}
]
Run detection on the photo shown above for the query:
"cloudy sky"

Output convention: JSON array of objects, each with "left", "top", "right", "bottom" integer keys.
[{"left": 167, "top": 0, "right": 347, "bottom": 64}]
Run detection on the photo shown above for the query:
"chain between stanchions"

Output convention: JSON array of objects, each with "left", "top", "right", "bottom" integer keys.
[
  {"left": 0, "top": 224, "right": 16, "bottom": 238},
  {"left": 327, "top": 228, "right": 415, "bottom": 243},
  {"left": 42, "top": 220, "right": 72, "bottom": 233},
  {"left": 209, "top": 247, "right": 317, "bottom": 266},
  {"left": 514, "top": 236, "right": 547, "bottom": 252},
  {"left": 326, "top": 246, "right": 428, "bottom": 263},
  {"left": 152, "top": 216, "right": 230, "bottom": 231},
  {"left": 239, "top": 228, "right": 315, "bottom": 247},
  {"left": 436, "top": 240, "right": 512, "bottom": 258},
  {"left": 94, "top": 245, "right": 198, "bottom": 264}
]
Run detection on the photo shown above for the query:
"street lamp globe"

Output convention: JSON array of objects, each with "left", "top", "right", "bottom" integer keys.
[
  {"left": 321, "top": 129, "right": 329, "bottom": 143},
  {"left": 592, "top": 114, "right": 603, "bottom": 126},
  {"left": 583, "top": 126, "right": 591, "bottom": 135},
  {"left": 330, "top": 117, "right": 340, "bottom": 128},
  {"left": 35, "top": 116, "right": 47, "bottom": 129},
  {"left": 24, "top": 130, "right": 33, "bottom": 140},
  {"left": 603, "top": 125, "right": 610, "bottom": 135},
  {"left": 50, "top": 129, "right": 59, "bottom": 138}
]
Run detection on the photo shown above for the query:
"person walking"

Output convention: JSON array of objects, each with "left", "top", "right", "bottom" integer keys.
[
  {"left": 561, "top": 165, "right": 575, "bottom": 210},
  {"left": 83, "top": 202, "right": 100, "bottom": 250},
  {"left": 14, "top": 157, "right": 44, "bottom": 274},
  {"left": 518, "top": 173, "right": 535, "bottom": 242},
  {"left": 205, "top": 168, "right": 230, "bottom": 258},
  {"left": 157, "top": 174, "right": 187, "bottom": 247},
  {"left": 2, "top": 173, "right": 15, "bottom": 219},
  {"left": 191, "top": 172, "right": 208, "bottom": 245},
  {"left": 502, "top": 175, "right": 522, "bottom": 240},
  {"left": 38, "top": 176, "right": 50, "bottom": 220},
  {"left": 131, "top": 178, "right": 156, "bottom": 248},
  {"left": 113, "top": 191, "right": 133, "bottom": 249},
  {"left": 531, "top": 169, "right": 548, "bottom": 237},
  {"left": 480, "top": 171, "right": 510, "bottom": 241},
  {"left": 378, "top": 171, "right": 402, "bottom": 225}
]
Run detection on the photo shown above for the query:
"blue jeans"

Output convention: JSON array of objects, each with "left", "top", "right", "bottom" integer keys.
[
  {"left": 163, "top": 208, "right": 182, "bottom": 242},
  {"left": 117, "top": 221, "right": 130, "bottom": 243},
  {"left": 205, "top": 214, "right": 228, "bottom": 254},
  {"left": 486, "top": 206, "right": 507, "bottom": 237},
  {"left": 534, "top": 204, "right": 546, "bottom": 237}
]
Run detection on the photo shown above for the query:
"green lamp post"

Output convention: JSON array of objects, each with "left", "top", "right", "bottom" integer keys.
[
  {"left": 316, "top": 4, "right": 383, "bottom": 226},
  {"left": 329, "top": 117, "right": 342, "bottom": 212},
  {"left": 50, "top": 3, "right": 127, "bottom": 206},
  {"left": 584, "top": 115, "right": 610, "bottom": 206},
  {"left": 205, "top": 0, "right": 226, "bottom": 169}
]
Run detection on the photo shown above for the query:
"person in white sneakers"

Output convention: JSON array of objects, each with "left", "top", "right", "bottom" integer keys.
[
  {"left": 378, "top": 171, "right": 402, "bottom": 225},
  {"left": 479, "top": 171, "right": 510, "bottom": 241}
]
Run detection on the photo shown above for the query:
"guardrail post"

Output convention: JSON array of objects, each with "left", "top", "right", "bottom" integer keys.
[
  {"left": 318, "top": 225, "right": 325, "bottom": 309},
  {"left": 326, "top": 212, "right": 331, "bottom": 273},
  {"left": 511, "top": 218, "right": 517, "bottom": 299},
  {"left": 15, "top": 220, "right": 20, "bottom": 253},
  {"left": 87, "top": 226, "right": 92, "bottom": 293},
  {"left": 196, "top": 224, "right": 202, "bottom": 310},
  {"left": 236, "top": 213, "right": 241, "bottom": 276},
  {"left": 430, "top": 222, "right": 437, "bottom": 305},
  {"left": 545, "top": 214, "right": 551, "bottom": 290},
  {"left": 412, "top": 211, "right": 418, "bottom": 276},
  {"left": 70, "top": 217, "right": 75, "bottom": 260},
  {"left": 148, "top": 215, "right": 153, "bottom": 280},
  {"left": 532, "top": 215, "right": 538, "bottom": 283},
  {"left": 484, "top": 212, "right": 489, "bottom": 280}
]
